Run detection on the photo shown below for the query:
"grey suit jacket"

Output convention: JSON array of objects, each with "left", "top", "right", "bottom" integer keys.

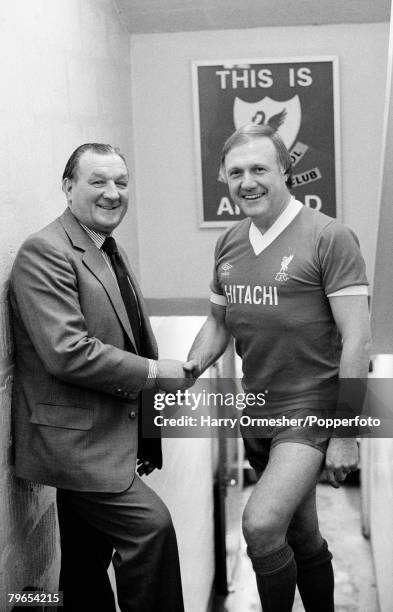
[{"left": 10, "top": 208, "right": 159, "bottom": 492}]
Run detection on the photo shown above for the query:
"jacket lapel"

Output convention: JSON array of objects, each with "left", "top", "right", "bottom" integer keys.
[{"left": 59, "top": 209, "right": 138, "bottom": 352}]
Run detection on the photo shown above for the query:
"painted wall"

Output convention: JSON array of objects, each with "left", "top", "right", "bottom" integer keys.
[
  {"left": 148, "top": 317, "right": 215, "bottom": 612},
  {"left": 367, "top": 12, "right": 393, "bottom": 610},
  {"left": 362, "top": 360, "right": 393, "bottom": 612},
  {"left": 0, "top": 1, "right": 136, "bottom": 607},
  {"left": 368, "top": 438, "right": 393, "bottom": 612},
  {"left": 130, "top": 22, "right": 389, "bottom": 299}
]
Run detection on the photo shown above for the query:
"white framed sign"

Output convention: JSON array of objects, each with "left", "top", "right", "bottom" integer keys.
[{"left": 192, "top": 57, "right": 341, "bottom": 227}]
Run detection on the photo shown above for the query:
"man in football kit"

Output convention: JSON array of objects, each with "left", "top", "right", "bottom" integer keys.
[{"left": 184, "top": 124, "right": 371, "bottom": 611}]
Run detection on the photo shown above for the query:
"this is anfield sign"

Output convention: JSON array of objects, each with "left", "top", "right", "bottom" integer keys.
[{"left": 192, "top": 57, "right": 341, "bottom": 227}]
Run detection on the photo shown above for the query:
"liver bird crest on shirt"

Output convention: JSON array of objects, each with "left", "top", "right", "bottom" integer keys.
[{"left": 275, "top": 254, "right": 294, "bottom": 282}]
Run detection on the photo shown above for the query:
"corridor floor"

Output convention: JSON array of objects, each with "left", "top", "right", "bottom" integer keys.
[{"left": 214, "top": 481, "right": 379, "bottom": 612}]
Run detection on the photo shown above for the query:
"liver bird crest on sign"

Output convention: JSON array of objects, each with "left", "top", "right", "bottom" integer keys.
[{"left": 233, "top": 95, "right": 301, "bottom": 149}]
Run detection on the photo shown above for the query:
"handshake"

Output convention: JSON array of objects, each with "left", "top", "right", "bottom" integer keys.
[{"left": 156, "top": 359, "right": 201, "bottom": 392}]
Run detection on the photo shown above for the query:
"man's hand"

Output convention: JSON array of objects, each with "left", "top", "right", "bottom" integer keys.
[
  {"left": 157, "top": 359, "right": 196, "bottom": 392},
  {"left": 137, "top": 460, "right": 156, "bottom": 477},
  {"left": 323, "top": 437, "right": 359, "bottom": 488},
  {"left": 182, "top": 358, "right": 201, "bottom": 379}
]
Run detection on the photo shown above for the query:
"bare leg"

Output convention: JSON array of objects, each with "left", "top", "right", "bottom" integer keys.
[
  {"left": 287, "top": 488, "right": 323, "bottom": 554},
  {"left": 242, "top": 442, "right": 325, "bottom": 612}
]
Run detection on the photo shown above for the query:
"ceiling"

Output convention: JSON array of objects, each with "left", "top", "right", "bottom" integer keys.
[{"left": 114, "top": 0, "right": 391, "bottom": 34}]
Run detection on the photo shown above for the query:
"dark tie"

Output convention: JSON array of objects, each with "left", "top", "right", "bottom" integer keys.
[{"left": 102, "top": 236, "right": 142, "bottom": 353}]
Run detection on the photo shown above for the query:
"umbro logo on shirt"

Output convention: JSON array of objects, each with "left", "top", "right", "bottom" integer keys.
[
  {"left": 221, "top": 262, "right": 233, "bottom": 276},
  {"left": 221, "top": 262, "right": 233, "bottom": 271}
]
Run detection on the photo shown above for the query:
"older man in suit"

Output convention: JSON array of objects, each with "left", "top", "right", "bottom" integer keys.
[{"left": 10, "top": 143, "right": 190, "bottom": 612}]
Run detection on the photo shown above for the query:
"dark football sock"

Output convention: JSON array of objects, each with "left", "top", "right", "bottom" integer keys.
[
  {"left": 248, "top": 542, "right": 297, "bottom": 612},
  {"left": 295, "top": 539, "right": 334, "bottom": 612}
]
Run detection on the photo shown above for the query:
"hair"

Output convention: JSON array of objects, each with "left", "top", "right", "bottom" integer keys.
[
  {"left": 62, "top": 143, "right": 127, "bottom": 181},
  {"left": 218, "top": 124, "right": 293, "bottom": 188}
]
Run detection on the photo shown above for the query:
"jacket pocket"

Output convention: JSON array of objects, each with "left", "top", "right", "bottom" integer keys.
[{"left": 31, "top": 403, "right": 93, "bottom": 430}]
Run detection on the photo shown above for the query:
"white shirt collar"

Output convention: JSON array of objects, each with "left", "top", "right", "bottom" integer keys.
[{"left": 249, "top": 197, "right": 303, "bottom": 256}]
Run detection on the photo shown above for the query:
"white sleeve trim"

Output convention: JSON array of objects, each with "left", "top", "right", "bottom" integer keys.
[
  {"left": 210, "top": 293, "right": 228, "bottom": 306},
  {"left": 327, "top": 285, "right": 369, "bottom": 298}
]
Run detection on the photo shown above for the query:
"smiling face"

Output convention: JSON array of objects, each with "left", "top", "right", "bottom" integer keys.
[
  {"left": 224, "top": 137, "right": 291, "bottom": 232},
  {"left": 63, "top": 151, "right": 129, "bottom": 234}
]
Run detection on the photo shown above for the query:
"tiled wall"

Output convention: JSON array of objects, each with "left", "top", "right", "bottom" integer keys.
[{"left": 0, "top": 1, "right": 135, "bottom": 607}]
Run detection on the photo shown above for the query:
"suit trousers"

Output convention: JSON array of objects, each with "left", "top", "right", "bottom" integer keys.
[{"left": 57, "top": 476, "right": 184, "bottom": 612}]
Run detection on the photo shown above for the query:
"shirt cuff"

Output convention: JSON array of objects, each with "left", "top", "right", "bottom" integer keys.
[
  {"left": 327, "top": 284, "right": 368, "bottom": 298},
  {"left": 144, "top": 359, "right": 158, "bottom": 389}
]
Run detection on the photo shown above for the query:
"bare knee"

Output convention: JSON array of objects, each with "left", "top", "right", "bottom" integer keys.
[{"left": 242, "top": 506, "right": 286, "bottom": 554}]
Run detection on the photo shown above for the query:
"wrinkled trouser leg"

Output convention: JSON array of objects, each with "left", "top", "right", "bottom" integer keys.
[{"left": 57, "top": 475, "right": 184, "bottom": 612}]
